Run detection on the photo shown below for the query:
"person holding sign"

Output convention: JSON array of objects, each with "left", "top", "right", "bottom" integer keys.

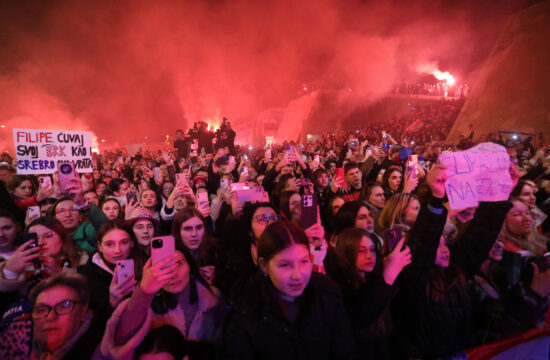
[{"left": 391, "top": 163, "right": 519, "bottom": 359}]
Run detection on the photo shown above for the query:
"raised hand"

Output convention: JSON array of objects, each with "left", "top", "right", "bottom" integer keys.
[
  {"left": 196, "top": 200, "right": 211, "bottom": 218},
  {"left": 36, "top": 184, "right": 55, "bottom": 202},
  {"left": 509, "top": 162, "right": 520, "bottom": 190},
  {"left": 382, "top": 237, "right": 412, "bottom": 285},
  {"left": 109, "top": 266, "right": 136, "bottom": 308},
  {"left": 309, "top": 239, "right": 328, "bottom": 267},
  {"left": 426, "top": 164, "right": 448, "bottom": 198},
  {"left": 140, "top": 256, "right": 178, "bottom": 295},
  {"left": 3, "top": 240, "right": 41, "bottom": 276},
  {"left": 124, "top": 197, "right": 140, "bottom": 220},
  {"left": 305, "top": 223, "right": 325, "bottom": 247},
  {"left": 275, "top": 153, "right": 290, "bottom": 172},
  {"left": 402, "top": 169, "right": 419, "bottom": 194}
]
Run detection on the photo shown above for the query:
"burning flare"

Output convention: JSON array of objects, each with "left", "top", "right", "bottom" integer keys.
[{"left": 416, "top": 61, "right": 455, "bottom": 85}]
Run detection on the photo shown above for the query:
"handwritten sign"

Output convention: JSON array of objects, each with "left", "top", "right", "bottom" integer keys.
[
  {"left": 438, "top": 142, "right": 512, "bottom": 209},
  {"left": 13, "top": 128, "right": 93, "bottom": 174}
]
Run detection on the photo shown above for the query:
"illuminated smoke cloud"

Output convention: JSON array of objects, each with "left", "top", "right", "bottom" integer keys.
[{"left": 0, "top": 0, "right": 523, "bottom": 151}]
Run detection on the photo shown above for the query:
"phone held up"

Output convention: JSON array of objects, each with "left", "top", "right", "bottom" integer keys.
[
  {"left": 57, "top": 161, "right": 77, "bottom": 194},
  {"left": 151, "top": 236, "right": 176, "bottom": 269},
  {"left": 116, "top": 259, "right": 135, "bottom": 284}
]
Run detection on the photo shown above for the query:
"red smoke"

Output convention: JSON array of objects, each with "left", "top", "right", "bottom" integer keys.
[{"left": 0, "top": 0, "right": 526, "bottom": 153}]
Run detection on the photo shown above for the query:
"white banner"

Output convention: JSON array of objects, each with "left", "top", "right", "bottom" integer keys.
[{"left": 13, "top": 128, "right": 93, "bottom": 174}]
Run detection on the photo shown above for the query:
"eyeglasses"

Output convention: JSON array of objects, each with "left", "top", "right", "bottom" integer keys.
[
  {"left": 32, "top": 300, "right": 80, "bottom": 319},
  {"left": 163, "top": 187, "right": 174, "bottom": 192},
  {"left": 254, "top": 214, "right": 281, "bottom": 225},
  {"left": 37, "top": 231, "right": 58, "bottom": 242},
  {"left": 55, "top": 208, "right": 79, "bottom": 215}
]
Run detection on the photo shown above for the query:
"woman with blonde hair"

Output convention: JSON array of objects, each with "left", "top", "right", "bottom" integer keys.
[
  {"left": 374, "top": 193, "right": 420, "bottom": 250},
  {"left": 500, "top": 197, "right": 548, "bottom": 256}
]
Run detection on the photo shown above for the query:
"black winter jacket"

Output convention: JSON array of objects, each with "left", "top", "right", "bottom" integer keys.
[
  {"left": 224, "top": 272, "right": 356, "bottom": 360},
  {"left": 78, "top": 256, "right": 115, "bottom": 329},
  {"left": 331, "top": 264, "right": 398, "bottom": 360}
]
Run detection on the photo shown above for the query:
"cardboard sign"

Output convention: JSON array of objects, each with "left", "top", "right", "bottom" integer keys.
[
  {"left": 13, "top": 128, "right": 93, "bottom": 174},
  {"left": 438, "top": 142, "right": 513, "bottom": 209}
]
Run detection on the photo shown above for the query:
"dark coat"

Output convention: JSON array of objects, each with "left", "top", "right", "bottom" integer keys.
[
  {"left": 393, "top": 200, "right": 512, "bottom": 359},
  {"left": 330, "top": 261, "right": 398, "bottom": 360},
  {"left": 78, "top": 256, "right": 114, "bottom": 329},
  {"left": 391, "top": 198, "right": 453, "bottom": 359},
  {"left": 224, "top": 272, "right": 356, "bottom": 360}
]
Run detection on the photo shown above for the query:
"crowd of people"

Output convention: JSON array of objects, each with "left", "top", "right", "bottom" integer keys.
[
  {"left": 1, "top": 112, "right": 550, "bottom": 360},
  {"left": 393, "top": 81, "right": 471, "bottom": 98},
  {"left": 349, "top": 98, "right": 466, "bottom": 149}
]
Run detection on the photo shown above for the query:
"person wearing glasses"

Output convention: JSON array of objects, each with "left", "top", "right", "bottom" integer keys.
[
  {"left": 29, "top": 273, "right": 103, "bottom": 359},
  {"left": 216, "top": 202, "right": 281, "bottom": 297},
  {"left": 49, "top": 176, "right": 108, "bottom": 253}
]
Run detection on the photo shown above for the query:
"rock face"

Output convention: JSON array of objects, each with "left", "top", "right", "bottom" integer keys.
[{"left": 447, "top": 1, "right": 550, "bottom": 142}]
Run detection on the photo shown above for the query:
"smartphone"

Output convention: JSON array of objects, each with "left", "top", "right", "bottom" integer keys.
[
  {"left": 229, "top": 156, "right": 235, "bottom": 163},
  {"left": 335, "top": 168, "right": 345, "bottom": 182},
  {"left": 126, "top": 191, "right": 138, "bottom": 205},
  {"left": 116, "top": 259, "right": 135, "bottom": 284},
  {"left": 15, "top": 233, "right": 40, "bottom": 268},
  {"left": 153, "top": 167, "right": 161, "bottom": 179},
  {"left": 385, "top": 228, "right": 403, "bottom": 253},
  {"left": 214, "top": 154, "right": 229, "bottom": 167},
  {"left": 243, "top": 154, "right": 248, "bottom": 161},
  {"left": 348, "top": 140, "right": 359, "bottom": 147},
  {"left": 118, "top": 156, "right": 124, "bottom": 165},
  {"left": 382, "top": 130, "right": 388, "bottom": 139},
  {"left": 265, "top": 149, "right": 272, "bottom": 160},
  {"left": 240, "top": 166, "right": 249, "bottom": 177},
  {"left": 197, "top": 191, "right": 209, "bottom": 207},
  {"left": 27, "top": 206, "right": 40, "bottom": 220},
  {"left": 220, "top": 178, "right": 230, "bottom": 192},
  {"left": 406, "top": 163, "right": 417, "bottom": 179},
  {"left": 58, "top": 161, "right": 77, "bottom": 194},
  {"left": 39, "top": 176, "right": 52, "bottom": 189},
  {"left": 176, "top": 172, "right": 187, "bottom": 185},
  {"left": 300, "top": 194, "right": 318, "bottom": 230},
  {"left": 301, "top": 154, "right": 307, "bottom": 162},
  {"left": 151, "top": 236, "right": 175, "bottom": 267}
]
